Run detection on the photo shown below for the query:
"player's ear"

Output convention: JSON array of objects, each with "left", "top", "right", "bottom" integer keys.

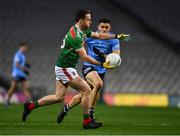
[
  {"left": 109, "top": 24, "right": 112, "bottom": 30},
  {"left": 79, "top": 19, "right": 83, "bottom": 25}
]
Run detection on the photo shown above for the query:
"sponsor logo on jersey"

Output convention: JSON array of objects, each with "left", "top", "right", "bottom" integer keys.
[
  {"left": 72, "top": 71, "right": 76, "bottom": 76},
  {"left": 83, "top": 34, "right": 87, "bottom": 39}
]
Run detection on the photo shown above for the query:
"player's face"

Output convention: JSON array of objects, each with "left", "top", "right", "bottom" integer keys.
[
  {"left": 22, "top": 46, "right": 28, "bottom": 52},
  {"left": 81, "top": 14, "right": 92, "bottom": 30},
  {"left": 98, "top": 23, "right": 111, "bottom": 33}
]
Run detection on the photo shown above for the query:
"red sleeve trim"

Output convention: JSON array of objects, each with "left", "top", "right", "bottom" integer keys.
[{"left": 70, "top": 26, "right": 76, "bottom": 38}]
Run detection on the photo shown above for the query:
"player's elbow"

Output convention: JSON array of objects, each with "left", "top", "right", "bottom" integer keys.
[{"left": 80, "top": 55, "right": 89, "bottom": 62}]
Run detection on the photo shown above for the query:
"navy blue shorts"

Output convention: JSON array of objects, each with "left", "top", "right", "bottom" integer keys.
[
  {"left": 12, "top": 76, "right": 27, "bottom": 82},
  {"left": 82, "top": 65, "right": 105, "bottom": 80}
]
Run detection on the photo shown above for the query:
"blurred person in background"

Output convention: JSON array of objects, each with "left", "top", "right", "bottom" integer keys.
[{"left": 4, "top": 42, "right": 32, "bottom": 106}]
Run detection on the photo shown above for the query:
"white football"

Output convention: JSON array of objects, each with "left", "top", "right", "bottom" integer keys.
[{"left": 106, "top": 53, "right": 121, "bottom": 67}]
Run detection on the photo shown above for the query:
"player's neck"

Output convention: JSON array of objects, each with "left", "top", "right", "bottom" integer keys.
[
  {"left": 19, "top": 49, "right": 25, "bottom": 53},
  {"left": 75, "top": 23, "right": 83, "bottom": 32}
]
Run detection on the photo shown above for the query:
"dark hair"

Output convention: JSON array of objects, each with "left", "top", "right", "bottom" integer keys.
[
  {"left": 19, "top": 42, "right": 28, "bottom": 47},
  {"left": 75, "top": 10, "right": 91, "bottom": 22},
  {"left": 98, "top": 18, "right": 111, "bottom": 24}
]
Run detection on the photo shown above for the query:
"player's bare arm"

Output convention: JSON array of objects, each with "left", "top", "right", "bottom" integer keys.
[
  {"left": 76, "top": 47, "right": 115, "bottom": 69},
  {"left": 91, "top": 32, "right": 131, "bottom": 41},
  {"left": 76, "top": 47, "right": 101, "bottom": 66}
]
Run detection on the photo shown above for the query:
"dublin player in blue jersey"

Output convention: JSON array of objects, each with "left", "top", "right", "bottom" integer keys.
[
  {"left": 4, "top": 42, "right": 32, "bottom": 106},
  {"left": 57, "top": 18, "right": 130, "bottom": 126}
]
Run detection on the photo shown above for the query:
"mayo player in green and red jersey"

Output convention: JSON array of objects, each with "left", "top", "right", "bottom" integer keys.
[{"left": 22, "top": 10, "right": 130, "bottom": 129}]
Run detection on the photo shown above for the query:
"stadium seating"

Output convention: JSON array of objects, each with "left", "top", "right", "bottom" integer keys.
[{"left": 111, "top": 0, "right": 180, "bottom": 53}]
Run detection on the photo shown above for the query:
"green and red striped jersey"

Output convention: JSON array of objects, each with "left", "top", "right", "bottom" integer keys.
[{"left": 56, "top": 25, "right": 92, "bottom": 68}]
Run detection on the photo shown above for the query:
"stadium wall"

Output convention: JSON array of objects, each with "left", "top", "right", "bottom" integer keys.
[{"left": 0, "top": 92, "right": 180, "bottom": 108}]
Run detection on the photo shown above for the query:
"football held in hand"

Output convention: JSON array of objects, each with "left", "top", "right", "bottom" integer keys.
[{"left": 106, "top": 53, "right": 121, "bottom": 67}]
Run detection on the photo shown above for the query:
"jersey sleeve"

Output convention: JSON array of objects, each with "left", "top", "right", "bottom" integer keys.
[
  {"left": 84, "top": 29, "right": 92, "bottom": 38},
  {"left": 14, "top": 53, "right": 21, "bottom": 63},
  {"left": 70, "top": 37, "right": 83, "bottom": 50},
  {"left": 111, "top": 39, "right": 120, "bottom": 51}
]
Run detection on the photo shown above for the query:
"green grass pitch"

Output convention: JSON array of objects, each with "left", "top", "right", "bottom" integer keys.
[{"left": 0, "top": 104, "right": 180, "bottom": 135}]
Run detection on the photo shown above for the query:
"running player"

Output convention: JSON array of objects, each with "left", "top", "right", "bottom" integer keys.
[
  {"left": 4, "top": 42, "right": 32, "bottom": 106},
  {"left": 22, "top": 10, "right": 129, "bottom": 129},
  {"left": 57, "top": 18, "right": 130, "bottom": 126}
]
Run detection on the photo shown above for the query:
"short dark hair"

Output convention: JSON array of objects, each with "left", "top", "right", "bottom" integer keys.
[
  {"left": 19, "top": 42, "right": 28, "bottom": 47},
  {"left": 75, "top": 10, "right": 91, "bottom": 22},
  {"left": 98, "top": 18, "right": 111, "bottom": 24}
]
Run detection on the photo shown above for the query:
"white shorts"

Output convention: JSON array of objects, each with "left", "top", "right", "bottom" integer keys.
[{"left": 55, "top": 66, "right": 79, "bottom": 84}]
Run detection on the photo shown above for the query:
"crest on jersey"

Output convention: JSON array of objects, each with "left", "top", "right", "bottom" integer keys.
[
  {"left": 83, "top": 34, "right": 87, "bottom": 39},
  {"left": 72, "top": 71, "right": 76, "bottom": 76}
]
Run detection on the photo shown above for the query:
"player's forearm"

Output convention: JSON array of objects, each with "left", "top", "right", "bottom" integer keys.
[
  {"left": 76, "top": 47, "right": 101, "bottom": 65},
  {"left": 81, "top": 55, "right": 101, "bottom": 66},
  {"left": 92, "top": 32, "right": 131, "bottom": 41}
]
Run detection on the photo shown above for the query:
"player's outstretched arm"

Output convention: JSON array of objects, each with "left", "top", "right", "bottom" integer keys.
[
  {"left": 91, "top": 32, "right": 131, "bottom": 41},
  {"left": 116, "top": 34, "right": 131, "bottom": 41}
]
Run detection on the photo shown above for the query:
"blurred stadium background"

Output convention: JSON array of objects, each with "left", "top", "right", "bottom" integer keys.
[{"left": 0, "top": 0, "right": 180, "bottom": 107}]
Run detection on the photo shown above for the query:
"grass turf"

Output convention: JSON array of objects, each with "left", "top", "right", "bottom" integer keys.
[{"left": 0, "top": 104, "right": 180, "bottom": 135}]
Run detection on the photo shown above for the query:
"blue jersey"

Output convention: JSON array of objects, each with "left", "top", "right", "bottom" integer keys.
[
  {"left": 83, "top": 38, "right": 120, "bottom": 74},
  {"left": 12, "top": 51, "right": 27, "bottom": 78}
]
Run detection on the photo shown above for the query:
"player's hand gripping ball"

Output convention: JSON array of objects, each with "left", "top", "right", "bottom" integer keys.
[{"left": 106, "top": 53, "right": 121, "bottom": 67}]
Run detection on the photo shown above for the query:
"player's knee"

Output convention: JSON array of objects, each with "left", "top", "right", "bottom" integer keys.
[
  {"left": 55, "top": 94, "right": 64, "bottom": 102},
  {"left": 81, "top": 86, "right": 91, "bottom": 96},
  {"left": 94, "top": 81, "right": 103, "bottom": 91},
  {"left": 84, "top": 89, "right": 91, "bottom": 96}
]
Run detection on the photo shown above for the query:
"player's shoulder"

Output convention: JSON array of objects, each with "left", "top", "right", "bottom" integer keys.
[
  {"left": 108, "top": 38, "right": 120, "bottom": 44},
  {"left": 14, "top": 51, "right": 23, "bottom": 61},
  {"left": 68, "top": 26, "right": 82, "bottom": 40},
  {"left": 85, "top": 37, "right": 97, "bottom": 42},
  {"left": 109, "top": 38, "right": 119, "bottom": 42},
  {"left": 15, "top": 51, "right": 21, "bottom": 56}
]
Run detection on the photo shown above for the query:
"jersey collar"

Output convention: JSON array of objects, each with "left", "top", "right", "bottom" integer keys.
[{"left": 75, "top": 25, "right": 83, "bottom": 34}]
